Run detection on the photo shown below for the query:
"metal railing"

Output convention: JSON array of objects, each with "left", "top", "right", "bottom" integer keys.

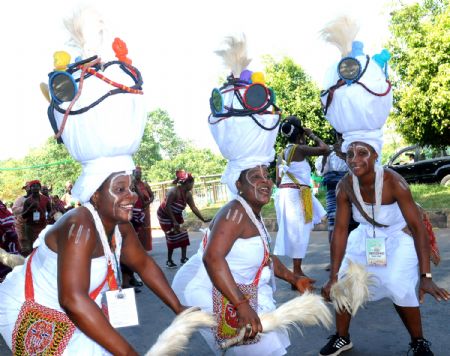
[{"left": 149, "top": 174, "right": 228, "bottom": 207}]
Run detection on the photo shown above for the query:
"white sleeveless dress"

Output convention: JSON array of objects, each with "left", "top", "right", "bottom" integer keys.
[
  {"left": 172, "top": 229, "right": 290, "bottom": 355},
  {"left": 339, "top": 202, "right": 419, "bottom": 306},
  {"left": 274, "top": 159, "right": 326, "bottom": 258},
  {"left": 0, "top": 226, "right": 112, "bottom": 355}
]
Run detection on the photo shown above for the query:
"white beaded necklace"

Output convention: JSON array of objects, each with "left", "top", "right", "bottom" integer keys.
[
  {"left": 352, "top": 164, "right": 384, "bottom": 219},
  {"left": 235, "top": 195, "right": 271, "bottom": 254},
  {"left": 84, "top": 202, "right": 122, "bottom": 276}
]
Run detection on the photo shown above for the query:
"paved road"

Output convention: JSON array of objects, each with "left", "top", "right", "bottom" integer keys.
[{"left": 1, "top": 229, "right": 449, "bottom": 355}]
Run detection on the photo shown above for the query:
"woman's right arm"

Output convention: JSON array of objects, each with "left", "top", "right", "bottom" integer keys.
[
  {"left": 57, "top": 211, "right": 137, "bottom": 356},
  {"left": 321, "top": 180, "right": 351, "bottom": 301},
  {"left": 202, "top": 204, "right": 262, "bottom": 338},
  {"left": 298, "top": 129, "right": 330, "bottom": 157}
]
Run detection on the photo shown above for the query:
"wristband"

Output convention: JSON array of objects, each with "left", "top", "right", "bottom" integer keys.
[
  {"left": 420, "top": 273, "right": 432, "bottom": 279},
  {"left": 233, "top": 296, "right": 249, "bottom": 309}
]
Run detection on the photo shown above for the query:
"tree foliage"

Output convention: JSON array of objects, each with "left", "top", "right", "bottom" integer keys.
[
  {"left": 388, "top": 0, "right": 450, "bottom": 146},
  {"left": 147, "top": 146, "right": 226, "bottom": 182},
  {"left": 1, "top": 108, "right": 226, "bottom": 202},
  {"left": 263, "top": 56, "right": 334, "bottom": 155},
  {"left": 0, "top": 138, "right": 80, "bottom": 202},
  {"left": 133, "top": 109, "right": 187, "bottom": 169}
]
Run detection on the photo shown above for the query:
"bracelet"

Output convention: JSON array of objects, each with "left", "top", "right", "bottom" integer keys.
[{"left": 233, "top": 296, "right": 249, "bottom": 309}]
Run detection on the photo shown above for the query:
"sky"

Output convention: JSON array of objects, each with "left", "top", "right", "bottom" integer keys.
[{"left": 0, "top": 0, "right": 403, "bottom": 161}]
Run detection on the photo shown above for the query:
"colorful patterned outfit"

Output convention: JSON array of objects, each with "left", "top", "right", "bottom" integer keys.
[
  {"left": 0, "top": 227, "right": 114, "bottom": 355},
  {"left": 131, "top": 181, "right": 152, "bottom": 251},
  {"left": 157, "top": 188, "right": 190, "bottom": 249},
  {"left": 0, "top": 201, "right": 21, "bottom": 281}
]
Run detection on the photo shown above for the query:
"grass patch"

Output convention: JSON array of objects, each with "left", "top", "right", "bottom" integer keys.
[
  {"left": 410, "top": 184, "right": 450, "bottom": 210},
  {"left": 185, "top": 184, "right": 449, "bottom": 221}
]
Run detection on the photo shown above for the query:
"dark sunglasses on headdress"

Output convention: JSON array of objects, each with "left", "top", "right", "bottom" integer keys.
[
  {"left": 208, "top": 75, "right": 280, "bottom": 131},
  {"left": 47, "top": 55, "right": 143, "bottom": 143},
  {"left": 320, "top": 55, "right": 391, "bottom": 115}
]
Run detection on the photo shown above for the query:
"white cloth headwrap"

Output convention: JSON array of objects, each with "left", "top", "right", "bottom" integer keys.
[
  {"left": 53, "top": 65, "right": 146, "bottom": 203},
  {"left": 321, "top": 55, "right": 392, "bottom": 156},
  {"left": 209, "top": 87, "right": 279, "bottom": 194}
]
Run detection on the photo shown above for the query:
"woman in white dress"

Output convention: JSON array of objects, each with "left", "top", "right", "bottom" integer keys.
[
  {"left": 172, "top": 165, "right": 313, "bottom": 355},
  {"left": 274, "top": 116, "right": 329, "bottom": 281},
  {"left": 320, "top": 141, "right": 449, "bottom": 356},
  {"left": 0, "top": 172, "right": 185, "bottom": 356}
]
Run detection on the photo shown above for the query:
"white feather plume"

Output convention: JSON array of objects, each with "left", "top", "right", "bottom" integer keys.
[
  {"left": 330, "top": 259, "right": 373, "bottom": 316},
  {"left": 63, "top": 7, "right": 106, "bottom": 58},
  {"left": 215, "top": 35, "right": 252, "bottom": 77},
  {"left": 220, "top": 292, "right": 332, "bottom": 349},
  {"left": 319, "top": 16, "right": 360, "bottom": 57},
  {"left": 146, "top": 307, "right": 216, "bottom": 356},
  {"left": 0, "top": 248, "right": 25, "bottom": 268}
]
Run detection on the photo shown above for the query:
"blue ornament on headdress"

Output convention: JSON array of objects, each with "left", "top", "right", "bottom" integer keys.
[
  {"left": 350, "top": 41, "right": 364, "bottom": 57},
  {"left": 372, "top": 49, "right": 391, "bottom": 78}
]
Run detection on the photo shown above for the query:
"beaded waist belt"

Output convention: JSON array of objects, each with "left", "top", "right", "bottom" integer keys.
[{"left": 279, "top": 183, "right": 310, "bottom": 189}]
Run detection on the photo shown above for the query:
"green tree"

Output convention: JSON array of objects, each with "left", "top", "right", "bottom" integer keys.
[
  {"left": 263, "top": 56, "right": 334, "bottom": 154},
  {"left": 0, "top": 138, "right": 80, "bottom": 201},
  {"left": 134, "top": 109, "right": 187, "bottom": 170},
  {"left": 388, "top": 0, "right": 450, "bottom": 146},
  {"left": 147, "top": 146, "right": 226, "bottom": 182}
]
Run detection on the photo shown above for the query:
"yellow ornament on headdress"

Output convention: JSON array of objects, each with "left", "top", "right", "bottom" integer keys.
[
  {"left": 53, "top": 51, "right": 71, "bottom": 71},
  {"left": 251, "top": 72, "right": 265, "bottom": 84}
]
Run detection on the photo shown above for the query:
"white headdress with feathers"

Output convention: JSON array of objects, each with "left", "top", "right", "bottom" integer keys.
[
  {"left": 320, "top": 16, "right": 392, "bottom": 157},
  {"left": 52, "top": 7, "right": 146, "bottom": 203},
  {"left": 209, "top": 35, "right": 280, "bottom": 195}
]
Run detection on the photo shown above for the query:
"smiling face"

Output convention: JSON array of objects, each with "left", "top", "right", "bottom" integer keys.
[
  {"left": 93, "top": 172, "right": 138, "bottom": 223},
  {"left": 236, "top": 165, "right": 273, "bottom": 207},
  {"left": 346, "top": 142, "right": 378, "bottom": 177}
]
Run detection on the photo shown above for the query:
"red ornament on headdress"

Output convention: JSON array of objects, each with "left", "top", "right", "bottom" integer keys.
[{"left": 112, "top": 38, "right": 132, "bottom": 65}]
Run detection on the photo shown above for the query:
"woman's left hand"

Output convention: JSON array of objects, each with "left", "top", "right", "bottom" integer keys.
[{"left": 419, "top": 278, "right": 450, "bottom": 303}]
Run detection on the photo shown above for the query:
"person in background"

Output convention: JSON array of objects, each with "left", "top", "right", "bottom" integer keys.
[
  {"left": 0, "top": 200, "right": 21, "bottom": 281},
  {"left": 274, "top": 116, "right": 328, "bottom": 284},
  {"left": 41, "top": 185, "right": 66, "bottom": 224},
  {"left": 157, "top": 170, "right": 210, "bottom": 268},
  {"left": 315, "top": 131, "right": 358, "bottom": 271},
  {"left": 11, "top": 182, "right": 31, "bottom": 254},
  {"left": 61, "top": 181, "right": 79, "bottom": 210},
  {"left": 131, "top": 166, "right": 154, "bottom": 252},
  {"left": 21, "top": 180, "right": 51, "bottom": 256}
]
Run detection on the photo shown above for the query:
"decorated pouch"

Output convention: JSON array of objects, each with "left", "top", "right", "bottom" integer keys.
[
  {"left": 12, "top": 249, "right": 108, "bottom": 355},
  {"left": 212, "top": 282, "right": 260, "bottom": 347},
  {"left": 212, "top": 244, "right": 268, "bottom": 348}
]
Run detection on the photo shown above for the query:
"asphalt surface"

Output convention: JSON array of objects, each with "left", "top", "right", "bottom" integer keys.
[{"left": 1, "top": 228, "right": 449, "bottom": 355}]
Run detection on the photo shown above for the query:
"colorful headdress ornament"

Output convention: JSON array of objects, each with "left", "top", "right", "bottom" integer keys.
[
  {"left": 45, "top": 8, "right": 143, "bottom": 143},
  {"left": 208, "top": 35, "right": 281, "bottom": 195},
  {"left": 319, "top": 16, "right": 393, "bottom": 157},
  {"left": 44, "top": 7, "right": 146, "bottom": 203},
  {"left": 209, "top": 35, "right": 280, "bottom": 131}
]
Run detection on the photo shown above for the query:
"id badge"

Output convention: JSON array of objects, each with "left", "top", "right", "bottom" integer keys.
[
  {"left": 105, "top": 288, "right": 139, "bottom": 328},
  {"left": 366, "top": 237, "right": 387, "bottom": 266},
  {"left": 32, "top": 211, "right": 40, "bottom": 222}
]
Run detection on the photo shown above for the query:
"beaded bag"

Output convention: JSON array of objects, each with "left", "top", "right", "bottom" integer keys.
[
  {"left": 212, "top": 195, "right": 271, "bottom": 348},
  {"left": 12, "top": 249, "right": 109, "bottom": 355}
]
